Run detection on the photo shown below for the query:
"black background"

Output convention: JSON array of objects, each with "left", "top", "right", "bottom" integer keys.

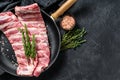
[{"left": 0, "top": 0, "right": 120, "bottom": 80}]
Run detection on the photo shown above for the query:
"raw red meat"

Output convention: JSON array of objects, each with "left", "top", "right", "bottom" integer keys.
[
  {"left": 0, "top": 3, "right": 50, "bottom": 77},
  {"left": 15, "top": 3, "right": 50, "bottom": 77},
  {"left": 0, "top": 11, "right": 36, "bottom": 76}
]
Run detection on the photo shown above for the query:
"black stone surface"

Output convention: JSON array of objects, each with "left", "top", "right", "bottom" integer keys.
[{"left": 0, "top": 0, "right": 120, "bottom": 80}]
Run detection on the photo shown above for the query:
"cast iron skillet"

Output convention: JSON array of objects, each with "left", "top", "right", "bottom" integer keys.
[
  {"left": 0, "top": 9, "right": 61, "bottom": 76},
  {"left": 0, "top": 0, "right": 76, "bottom": 77}
]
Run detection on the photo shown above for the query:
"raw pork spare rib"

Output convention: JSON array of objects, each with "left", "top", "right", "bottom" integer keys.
[
  {"left": 0, "top": 3, "right": 50, "bottom": 77},
  {"left": 15, "top": 3, "right": 50, "bottom": 77}
]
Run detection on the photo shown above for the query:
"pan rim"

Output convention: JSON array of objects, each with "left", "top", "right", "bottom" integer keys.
[
  {"left": 0, "top": 9, "right": 61, "bottom": 77},
  {"left": 41, "top": 9, "right": 61, "bottom": 71}
]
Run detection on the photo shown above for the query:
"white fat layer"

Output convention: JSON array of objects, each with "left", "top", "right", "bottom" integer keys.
[
  {"left": 0, "top": 22, "right": 14, "bottom": 30},
  {"left": 4, "top": 27, "right": 18, "bottom": 33}
]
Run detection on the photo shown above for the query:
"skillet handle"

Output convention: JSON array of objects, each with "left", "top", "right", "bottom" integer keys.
[{"left": 51, "top": 0, "right": 77, "bottom": 20}]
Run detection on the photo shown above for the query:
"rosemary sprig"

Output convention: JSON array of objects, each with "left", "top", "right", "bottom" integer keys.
[
  {"left": 18, "top": 24, "right": 36, "bottom": 58},
  {"left": 61, "top": 27, "right": 87, "bottom": 51},
  {"left": 24, "top": 24, "right": 31, "bottom": 57},
  {"left": 18, "top": 28, "right": 28, "bottom": 57},
  {"left": 30, "top": 34, "right": 36, "bottom": 58}
]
